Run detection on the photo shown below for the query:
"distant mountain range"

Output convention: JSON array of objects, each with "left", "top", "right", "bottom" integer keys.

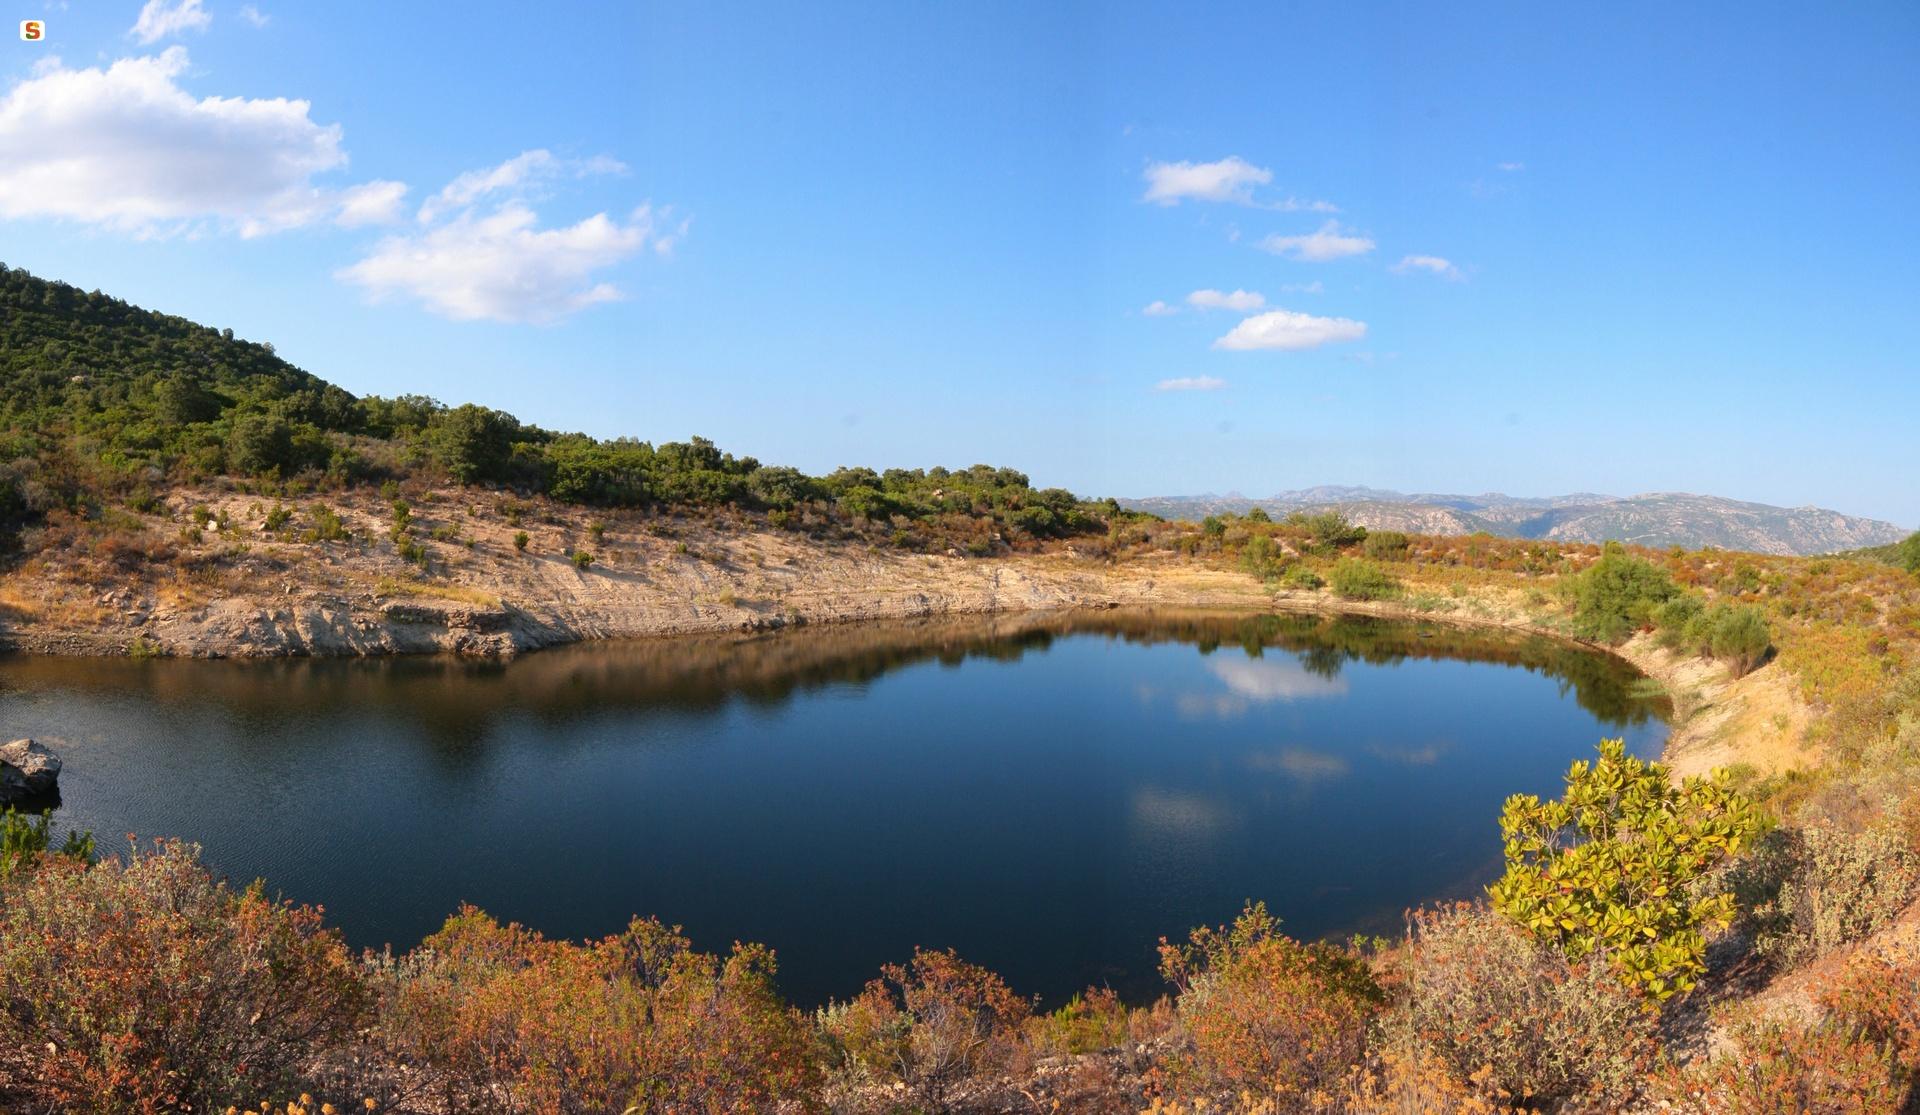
[{"left": 1118, "top": 488, "right": 1911, "bottom": 557}]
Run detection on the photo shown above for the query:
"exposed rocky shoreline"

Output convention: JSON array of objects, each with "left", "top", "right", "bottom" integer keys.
[{"left": 0, "top": 484, "right": 1810, "bottom": 784}]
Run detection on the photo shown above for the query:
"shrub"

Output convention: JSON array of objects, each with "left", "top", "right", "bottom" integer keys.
[
  {"left": 1707, "top": 603, "right": 1773, "bottom": 676},
  {"left": 1399, "top": 903, "right": 1656, "bottom": 1108},
  {"left": 263, "top": 503, "right": 294, "bottom": 533},
  {"left": 1824, "top": 951, "right": 1920, "bottom": 1076},
  {"left": 1487, "top": 739, "right": 1763, "bottom": 1000},
  {"left": 1897, "top": 531, "right": 1920, "bottom": 574},
  {"left": 1569, "top": 545, "right": 1679, "bottom": 643},
  {"left": 1361, "top": 530, "right": 1410, "bottom": 560},
  {"left": 570, "top": 549, "right": 594, "bottom": 570},
  {"left": 1733, "top": 824, "right": 1920, "bottom": 965},
  {"left": 375, "top": 908, "right": 819, "bottom": 1114},
  {"left": 0, "top": 807, "right": 93, "bottom": 879},
  {"left": 1283, "top": 566, "right": 1325, "bottom": 591},
  {"left": 513, "top": 530, "right": 529, "bottom": 552},
  {"left": 823, "top": 946, "right": 1031, "bottom": 1113},
  {"left": 304, "top": 503, "right": 349, "bottom": 542},
  {"left": 1238, "top": 534, "right": 1287, "bottom": 580},
  {"left": 1027, "top": 987, "right": 1131, "bottom": 1056},
  {"left": 1329, "top": 558, "right": 1400, "bottom": 601},
  {"left": 0, "top": 840, "right": 368, "bottom": 1112},
  {"left": 1658, "top": 597, "right": 1773, "bottom": 676},
  {"left": 1655, "top": 1013, "right": 1905, "bottom": 1114},
  {"left": 1158, "top": 901, "right": 1380, "bottom": 1103},
  {"left": 1284, "top": 510, "right": 1368, "bottom": 549}
]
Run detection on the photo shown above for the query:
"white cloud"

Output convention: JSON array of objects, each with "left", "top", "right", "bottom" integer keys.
[
  {"left": 239, "top": 5, "right": 270, "bottom": 28},
  {"left": 335, "top": 179, "right": 407, "bottom": 227},
  {"left": 1154, "top": 376, "right": 1226, "bottom": 392},
  {"left": 416, "top": 149, "right": 625, "bottom": 223},
  {"left": 1213, "top": 309, "right": 1367, "bottom": 352},
  {"left": 130, "top": 0, "right": 210, "bottom": 43},
  {"left": 338, "top": 202, "right": 667, "bottom": 324},
  {"left": 1258, "top": 221, "right": 1375, "bottom": 262},
  {"left": 1208, "top": 657, "right": 1348, "bottom": 700},
  {"left": 1186, "top": 288, "right": 1265, "bottom": 313},
  {"left": 1279, "top": 280, "right": 1324, "bottom": 294},
  {"left": 1246, "top": 747, "right": 1350, "bottom": 781},
  {"left": 1141, "top": 299, "right": 1178, "bottom": 316},
  {"left": 1392, "top": 254, "right": 1464, "bottom": 280},
  {"left": 1497, "top": 161, "right": 1525, "bottom": 172},
  {"left": 1142, "top": 156, "right": 1271, "bottom": 206},
  {"left": 0, "top": 48, "right": 372, "bottom": 236},
  {"left": 1272, "top": 196, "right": 1341, "bottom": 213}
]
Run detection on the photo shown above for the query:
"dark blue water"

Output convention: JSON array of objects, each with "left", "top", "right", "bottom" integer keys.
[{"left": 0, "top": 611, "right": 1665, "bottom": 1006}]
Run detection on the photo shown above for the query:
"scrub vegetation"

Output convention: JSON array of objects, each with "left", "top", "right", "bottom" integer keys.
[{"left": 6, "top": 265, "right": 1920, "bottom": 1109}]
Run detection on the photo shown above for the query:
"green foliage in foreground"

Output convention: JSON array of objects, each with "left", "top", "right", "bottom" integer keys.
[
  {"left": 0, "top": 808, "right": 93, "bottom": 878},
  {"left": 1489, "top": 739, "right": 1763, "bottom": 1001}
]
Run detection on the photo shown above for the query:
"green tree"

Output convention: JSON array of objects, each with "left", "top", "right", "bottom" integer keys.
[
  {"left": 1488, "top": 739, "right": 1763, "bottom": 1001},
  {"left": 427, "top": 404, "right": 521, "bottom": 484},
  {"left": 1569, "top": 544, "right": 1679, "bottom": 643},
  {"left": 227, "top": 412, "right": 296, "bottom": 476},
  {"left": 1898, "top": 531, "right": 1920, "bottom": 574},
  {"left": 1329, "top": 558, "right": 1399, "bottom": 600}
]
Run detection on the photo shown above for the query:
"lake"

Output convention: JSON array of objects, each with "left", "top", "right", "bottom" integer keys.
[{"left": 0, "top": 609, "right": 1666, "bottom": 1007}]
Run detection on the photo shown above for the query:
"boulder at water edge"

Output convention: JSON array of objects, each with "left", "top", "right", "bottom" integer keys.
[{"left": 0, "top": 739, "right": 61, "bottom": 803}]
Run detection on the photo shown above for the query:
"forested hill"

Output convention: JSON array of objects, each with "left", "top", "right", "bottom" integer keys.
[{"left": 0, "top": 264, "right": 1118, "bottom": 545}]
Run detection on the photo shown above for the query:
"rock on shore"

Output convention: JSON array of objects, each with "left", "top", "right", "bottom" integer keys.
[{"left": 0, "top": 739, "right": 61, "bottom": 803}]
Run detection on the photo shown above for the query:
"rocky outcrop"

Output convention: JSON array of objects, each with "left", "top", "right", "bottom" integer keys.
[{"left": 0, "top": 738, "right": 61, "bottom": 803}]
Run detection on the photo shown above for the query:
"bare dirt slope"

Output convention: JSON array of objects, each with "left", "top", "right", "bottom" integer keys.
[{"left": 0, "top": 485, "right": 1268, "bottom": 658}]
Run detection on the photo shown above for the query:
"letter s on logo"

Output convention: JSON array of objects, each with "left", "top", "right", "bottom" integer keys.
[{"left": 21, "top": 20, "right": 45, "bottom": 41}]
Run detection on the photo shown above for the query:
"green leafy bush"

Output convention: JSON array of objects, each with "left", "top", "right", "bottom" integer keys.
[
  {"left": 303, "top": 503, "right": 349, "bottom": 542},
  {"left": 1487, "top": 739, "right": 1763, "bottom": 1000},
  {"left": 1361, "top": 530, "right": 1410, "bottom": 560},
  {"left": 0, "top": 807, "right": 93, "bottom": 879},
  {"left": 1657, "top": 595, "right": 1773, "bottom": 676},
  {"left": 1569, "top": 544, "right": 1679, "bottom": 643},
  {"left": 1238, "top": 533, "right": 1287, "bottom": 580},
  {"left": 1898, "top": 531, "right": 1920, "bottom": 574},
  {"left": 1329, "top": 558, "right": 1400, "bottom": 601},
  {"left": 1282, "top": 566, "right": 1325, "bottom": 591},
  {"left": 1284, "top": 509, "right": 1367, "bottom": 549}
]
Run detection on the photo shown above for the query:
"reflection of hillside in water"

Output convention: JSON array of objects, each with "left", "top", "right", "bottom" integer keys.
[{"left": 0, "top": 608, "right": 1667, "bottom": 745}]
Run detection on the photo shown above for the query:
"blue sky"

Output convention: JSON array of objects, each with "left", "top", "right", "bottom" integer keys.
[{"left": 3, "top": 2, "right": 1917, "bottom": 524}]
